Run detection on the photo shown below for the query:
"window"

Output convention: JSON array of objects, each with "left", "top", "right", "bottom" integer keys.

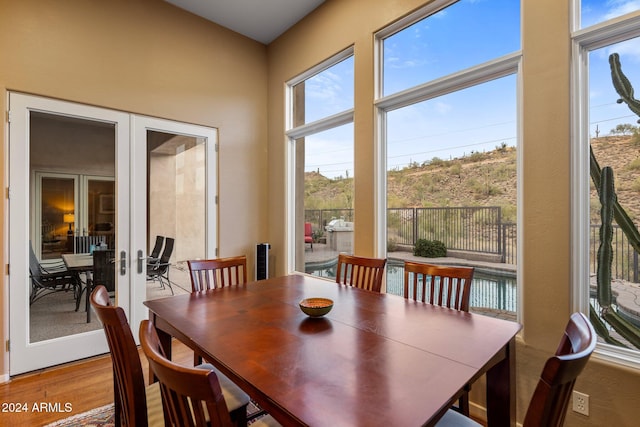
[
  {"left": 580, "top": 0, "right": 640, "bottom": 29},
  {"left": 382, "top": 0, "right": 520, "bottom": 96},
  {"left": 377, "top": 0, "right": 521, "bottom": 320},
  {"left": 574, "top": 4, "right": 640, "bottom": 365},
  {"left": 287, "top": 50, "right": 354, "bottom": 276}
]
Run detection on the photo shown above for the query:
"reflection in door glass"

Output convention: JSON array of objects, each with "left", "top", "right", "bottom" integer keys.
[
  {"left": 40, "top": 177, "right": 75, "bottom": 259},
  {"left": 29, "top": 112, "right": 115, "bottom": 343},
  {"left": 146, "top": 131, "right": 206, "bottom": 300}
]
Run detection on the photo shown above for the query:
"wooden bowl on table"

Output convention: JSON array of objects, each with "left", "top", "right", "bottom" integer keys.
[{"left": 299, "top": 297, "right": 333, "bottom": 317}]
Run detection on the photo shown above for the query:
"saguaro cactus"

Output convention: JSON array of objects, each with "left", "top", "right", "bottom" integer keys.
[{"left": 587, "top": 54, "right": 640, "bottom": 349}]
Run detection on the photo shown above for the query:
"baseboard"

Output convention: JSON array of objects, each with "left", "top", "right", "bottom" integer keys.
[{"left": 0, "top": 373, "right": 10, "bottom": 384}]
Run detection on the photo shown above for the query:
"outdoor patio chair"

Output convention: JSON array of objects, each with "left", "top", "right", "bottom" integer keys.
[
  {"left": 147, "top": 235, "right": 165, "bottom": 265},
  {"left": 139, "top": 319, "right": 280, "bottom": 427},
  {"left": 146, "top": 237, "right": 174, "bottom": 295},
  {"left": 403, "top": 261, "right": 475, "bottom": 415},
  {"left": 436, "top": 312, "right": 597, "bottom": 427},
  {"left": 28, "top": 241, "right": 80, "bottom": 306},
  {"left": 335, "top": 253, "right": 386, "bottom": 293},
  {"left": 304, "top": 222, "right": 313, "bottom": 251}
]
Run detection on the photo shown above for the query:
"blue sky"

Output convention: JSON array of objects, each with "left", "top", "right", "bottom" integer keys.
[{"left": 300, "top": 1, "right": 640, "bottom": 179}]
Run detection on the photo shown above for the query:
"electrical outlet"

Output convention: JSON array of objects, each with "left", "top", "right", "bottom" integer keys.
[{"left": 572, "top": 391, "right": 589, "bottom": 416}]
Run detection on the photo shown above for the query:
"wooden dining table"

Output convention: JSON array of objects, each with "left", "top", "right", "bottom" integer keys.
[{"left": 144, "top": 274, "right": 521, "bottom": 427}]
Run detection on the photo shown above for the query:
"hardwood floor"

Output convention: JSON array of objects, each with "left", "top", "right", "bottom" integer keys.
[{"left": 0, "top": 340, "right": 193, "bottom": 426}]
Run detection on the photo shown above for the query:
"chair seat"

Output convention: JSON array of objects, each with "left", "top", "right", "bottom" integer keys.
[
  {"left": 251, "top": 414, "right": 282, "bottom": 426},
  {"left": 198, "top": 363, "right": 251, "bottom": 412},
  {"left": 435, "top": 409, "right": 481, "bottom": 426}
]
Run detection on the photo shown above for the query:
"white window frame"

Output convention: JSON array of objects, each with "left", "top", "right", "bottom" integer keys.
[
  {"left": 285, "top": 47, "right": 355, "bottom": 273},
  {"left": 373, "top": 1, "right": 523, "bottom": 315},
  {"left": 571, "top": 3, "right": 640, "bottom": 368}
]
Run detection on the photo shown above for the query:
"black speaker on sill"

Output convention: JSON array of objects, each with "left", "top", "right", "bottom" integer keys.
[{"left": 256, "top": 243, "right": 270, "bottom": 280}]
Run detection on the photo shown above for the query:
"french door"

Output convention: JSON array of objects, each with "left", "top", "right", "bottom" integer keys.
[
  {"left": 8, "top": 93, "right": 217, "bottom": 374},
  {"left": 129, "top": 115, "right": 217, "bottom": 334}
]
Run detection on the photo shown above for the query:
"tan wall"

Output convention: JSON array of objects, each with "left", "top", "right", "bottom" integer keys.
[
  {"left": 267, "top": 0, "right": 640, "bottom": 426},
  {"left": 0, "top": 0, "right": 268, "bottom": 374}
]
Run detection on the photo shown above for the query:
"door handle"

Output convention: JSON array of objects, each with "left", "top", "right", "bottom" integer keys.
[
  {"left": 137, "top": 250, "right": 144, "bottom": 274},
  {"left": 120, "top": 251, "right": 127, "bottom": 275}
]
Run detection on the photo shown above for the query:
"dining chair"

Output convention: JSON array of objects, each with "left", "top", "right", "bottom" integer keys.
[
  {"left": 146, "top": 237, "right": 175, "bottom": 295},
  {"left": 90, "top": 285, "right": 164, "bottom": 427},
  {"left": 335, "top": 253, "right": 387, "bottom": 293},
  {"left": 187, "top": 255, "right": 248, "bottom": 365},
  {"left": 403, "top": 261, "right": 475, "bottom": 312},
  {"left": 140, "top": 319, "right": 281, "bottom": 427},
  {"left": 436, "top": 312, "right": 597, "bottom": 427},
  {"left": 403, "top": 261, "right": 475, "bottom": 415},
  {"left": 91, "top": 285, "right": 251, "bottom": 427},
  {"left": 188, "top": 255, "right": 247, "bottom": 292}
]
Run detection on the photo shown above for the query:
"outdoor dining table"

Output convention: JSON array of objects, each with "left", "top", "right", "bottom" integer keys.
[
  {"left": 61, "top": 253, "right": 94, "bottom": 323},
  {"left": 144, "top": 274, "right": 521, "bottom": 427}
]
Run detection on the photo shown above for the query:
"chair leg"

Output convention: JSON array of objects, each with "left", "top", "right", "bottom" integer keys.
[
  {"left": 163, "top": 267, "right": 174, "bottom": 295},
  {"left": 229, "top": 403, "right": 248, "bottom": 427},
  {"left": 452, "top": 384, "right": 471, "bottom": 416}
]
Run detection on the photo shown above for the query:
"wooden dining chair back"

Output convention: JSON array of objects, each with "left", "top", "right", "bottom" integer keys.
[
  {"left": 90, "top": 285, "right": 152, "bottom": 427},
  {"left": 403, "top": 261, "right": 475, "bottom": 312},
  {"left": 139, "top": 319, "right": 235, "bottom": 427},
  {"left": 188, "top": 256, "right": 247, "bottom": 292},
  {"left": 335, "top": 254, "right": 387, "bottom": 293},
  {"left": 436, "top": 312, "right": 597, "bottom": 427},
  {"left": 403, "top": 261, "right": 475, "bottom": 415},
  {"left": 523, "top": 311, "right": 597, "bottom": 427}
]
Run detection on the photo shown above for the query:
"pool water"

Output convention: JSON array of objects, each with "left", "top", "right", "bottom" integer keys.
[{"left": 306, "top": 259, "right": 517, "bottom": 312}]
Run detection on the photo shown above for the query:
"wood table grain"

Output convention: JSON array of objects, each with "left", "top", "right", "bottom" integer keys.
[{"left": 145, "top": 274, "right": 521, "bottom": 427}]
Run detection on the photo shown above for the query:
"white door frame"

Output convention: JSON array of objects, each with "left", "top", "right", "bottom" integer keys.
[
  {"left": 129, "top": 115, "right": 217, "bottom": 337},
  {"left": 8, "top": 92, "right": 130, "bottom": 375}
]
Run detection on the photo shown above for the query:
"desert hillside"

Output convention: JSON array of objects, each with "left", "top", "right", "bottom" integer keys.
[{"left": 304, "top": 134, "right": 640, "bottom": 224}]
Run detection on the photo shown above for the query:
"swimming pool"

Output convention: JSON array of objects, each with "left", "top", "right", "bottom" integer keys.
[{"left": 306, "top": 257, "right": 517, "bottom": 313}]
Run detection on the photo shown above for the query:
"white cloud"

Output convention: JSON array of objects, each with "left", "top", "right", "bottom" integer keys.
[
  {"left": 604, "top": 0, "right": 640, "bottom": 20},
  {"left": 435, "top": 101, "right": 452, "bottom": 114}
]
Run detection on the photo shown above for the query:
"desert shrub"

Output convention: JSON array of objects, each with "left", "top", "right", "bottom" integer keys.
[
  {"left": 627, "top": 157, "right": 640, "bottom": 170},
  {"left": 413, "top": 239, "right": 447, "bottom": 257}
]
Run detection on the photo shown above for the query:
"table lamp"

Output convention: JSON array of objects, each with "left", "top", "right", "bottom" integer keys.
[{"left": 63, "top": 213, "right": 75, "bottom": 236}]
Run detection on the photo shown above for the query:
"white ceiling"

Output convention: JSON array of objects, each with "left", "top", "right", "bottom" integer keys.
[{"left": 164, "top": 0, "right": 326, "bottom": 44}]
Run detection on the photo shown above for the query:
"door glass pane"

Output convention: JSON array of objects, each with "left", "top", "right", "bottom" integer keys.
[
  {"left": 29, "top": 112, "right": 115, "bottom": 343},
  {"left": 40, "top": 177, "right": 75, "bottom": 260},
  {"left": 146, "top": 131, "right": 206, "bottom": 299},
  {"left": 88, "top": 179, "right": 115, "bottom": 249}
]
